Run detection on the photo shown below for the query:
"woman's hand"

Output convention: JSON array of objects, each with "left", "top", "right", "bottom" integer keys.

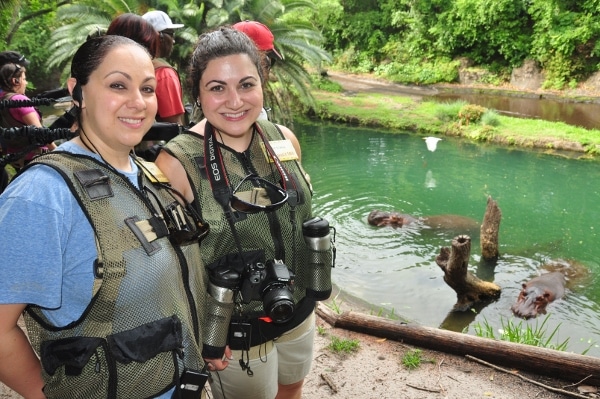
[{"left": 203, "top": 345, "right": 233, "bottom": 371}]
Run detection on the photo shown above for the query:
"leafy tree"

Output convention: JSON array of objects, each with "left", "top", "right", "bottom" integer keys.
[
  {"left": 528, "top": 0, "right": 600, "bottom": 88},
  {"left": 429, "top": 0, "right": 532, "bottom": 67}
]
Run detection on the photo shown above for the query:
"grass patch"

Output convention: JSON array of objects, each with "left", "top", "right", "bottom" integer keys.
[
  {"left": 401, "top": 349, "right": 434, "bottom": 370},
  {"left": 481, "top": 109, "right": 501, "bottom": 126},
  {"left": 470, "top": 314, "right": 597, "bottom": 354},
  {"left": 327, "top": 293, "right": 343, "bottom": 314},
  {"left": 328, "top": 335, "right": 360, "bottom": 354}
]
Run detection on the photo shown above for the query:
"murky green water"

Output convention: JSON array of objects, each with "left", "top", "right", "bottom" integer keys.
[{"left": 295, "top": 119, "right": 600, "bottom": 355}]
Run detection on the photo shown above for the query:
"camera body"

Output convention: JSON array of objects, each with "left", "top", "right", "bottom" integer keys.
[
  {"left": 208, "top": 257, "right": 296, "bottom": 324},
  {"left": 239, "top": 259, "right": 296, "bottom": 323}
]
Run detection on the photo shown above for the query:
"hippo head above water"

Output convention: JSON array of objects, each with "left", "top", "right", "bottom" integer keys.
[
  {"left": 511, "top": 272, "right": 566, "bottom": 319},
  {"left": 367, "top": 210, "right": 418, "bottom": 228}
]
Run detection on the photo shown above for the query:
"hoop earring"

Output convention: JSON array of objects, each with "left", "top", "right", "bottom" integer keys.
[{"left": 195, "top": 99, "right": 201, "bottom": 108}]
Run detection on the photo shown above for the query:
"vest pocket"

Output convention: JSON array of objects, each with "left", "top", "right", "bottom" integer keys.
[
  {"left": 40, "top": 337, "right": 110, "bottom": 398},
  {"left": 39, "top": 316, "right": 184, "bottom": 399}
]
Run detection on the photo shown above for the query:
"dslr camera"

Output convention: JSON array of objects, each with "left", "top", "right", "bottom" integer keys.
[{"left": 239, "top": 259, "right": 296, "bottom": 323}]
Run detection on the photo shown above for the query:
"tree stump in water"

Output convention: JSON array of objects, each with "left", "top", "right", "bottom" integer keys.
[
  {"left": 436, "top": 235, "right": 501, "bottom": 311},
  {"left": 480, "top": 196, "right": 502, "bottom": 261}
]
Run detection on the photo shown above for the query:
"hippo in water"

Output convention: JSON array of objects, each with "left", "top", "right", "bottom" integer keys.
[
  {"left": 367, "top": 210, "right": 419, "bottom": 228},
  {"left": 367, "top": 210, "right": 479, "bottom": 233},
  {"left": 511, "top": 272, "right": 566, "bottom": 319}
]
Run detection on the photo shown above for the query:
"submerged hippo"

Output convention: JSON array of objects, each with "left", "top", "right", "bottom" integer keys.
[
  {"left": 511, "top": 272, "right": 566, "bottom": 319},
  {"left": 367, "top": 210, "right": 479, "bottom": 232},
  {"left": 367, "top": 210, "right": 419, "bottom": 228}
]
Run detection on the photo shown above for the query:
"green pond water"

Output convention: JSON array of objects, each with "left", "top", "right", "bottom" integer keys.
[{"left": 294, "top": 119, "right": 600, "bottom": 356}]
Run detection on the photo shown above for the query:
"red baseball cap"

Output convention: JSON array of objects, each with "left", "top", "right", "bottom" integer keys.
[{"left": 233, "top": 21, "right": 283, "bottom": 60}]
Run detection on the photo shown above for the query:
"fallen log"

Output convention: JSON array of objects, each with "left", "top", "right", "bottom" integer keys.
[
  {"left": 435, "top": 234, "right": 501, "bottom": 310},
  {"left": 316, "top": 302, "right": 600, "bottom": 385}
]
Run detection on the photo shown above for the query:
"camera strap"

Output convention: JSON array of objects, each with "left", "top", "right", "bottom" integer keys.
[{"left": 203, "top": 124, "right": 246, "bottom": 259}]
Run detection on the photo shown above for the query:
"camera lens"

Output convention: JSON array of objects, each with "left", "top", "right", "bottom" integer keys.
[{"left": 262, "top": 285, "right": 295, "bottom": 323}]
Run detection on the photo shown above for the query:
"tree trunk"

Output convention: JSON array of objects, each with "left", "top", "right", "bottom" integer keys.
[
  {"left": 436, "top": 235, "right": 501, "bottom": 310},
  {"left": 480, "top": 196, "right": 502, "bottom": 261},
  {"left": 316, "top": 303, "right": 600, "bottom": 385}
]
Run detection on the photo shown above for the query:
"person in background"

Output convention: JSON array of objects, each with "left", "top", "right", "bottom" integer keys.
[
  {"left": 0, "top": 35, "right": 213, "bottom": 398},
  {"left": 106, "top": 13, "right": 160, "bottom": 58},
  {"left": 0, "top": 55, "right": 56, "bottom": 179},
  {"left": 142, "top": 10, "right": 186, "bottom": 125},
  {"left": 232, "top": 20, "right": 283, "bottom": 121},
  {"left": 156, "top": 27, "right": 330, "bottom": 399},
  {"left": 0, "top": 51, "right": 30, "bottom": 97},
  {"left": 0, "top": 51, "right": 31, "bottom": 193}
]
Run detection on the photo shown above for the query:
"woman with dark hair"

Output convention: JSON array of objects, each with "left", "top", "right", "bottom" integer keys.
[
  {"left": 0, "top": 35, "right": 210, "bottom": 398},
  {"left": 156, "top": 27, "right": 333, "bottom": 399}
]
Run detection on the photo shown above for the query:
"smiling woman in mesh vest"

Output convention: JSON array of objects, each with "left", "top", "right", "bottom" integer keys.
[
  {"left": 0, "top": 35, "right": 212, "bottom": 399},
  {"left": 155, "top": 26, "right": 335, "bottom": 399}
]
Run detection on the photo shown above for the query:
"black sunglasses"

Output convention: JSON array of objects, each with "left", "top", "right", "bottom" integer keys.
[{"left": 230, "top": 174, "right": 288, "bottom": 214}]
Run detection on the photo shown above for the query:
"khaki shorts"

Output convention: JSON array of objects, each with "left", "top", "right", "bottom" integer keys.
[{"left": 208, "top": 311, "right": 315, "bottom": 399}]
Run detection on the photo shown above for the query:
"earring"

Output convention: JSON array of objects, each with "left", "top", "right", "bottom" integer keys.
[{"left": 195, "top": 99, "right": 201, "bottom": 108}]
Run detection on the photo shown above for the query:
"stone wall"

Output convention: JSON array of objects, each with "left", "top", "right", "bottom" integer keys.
[{"left": 510, "top": 59, "right": 544, "bottom": 90}]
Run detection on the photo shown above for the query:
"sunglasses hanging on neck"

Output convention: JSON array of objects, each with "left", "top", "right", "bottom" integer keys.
[{"left": 203, "top": 122, "right": 293, "bottom": 214}]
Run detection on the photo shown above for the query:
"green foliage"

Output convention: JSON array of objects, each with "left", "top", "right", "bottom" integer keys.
[
  {"left": 434, "top": 101, "right": 468, "bottom": 122},
  {"left": 458, "top": 104, "right": 486, "bottom": 125},
  {"left": 377, "top": 59, "right": 460, "bottom": 85},
  {"left": 332, "top": 46, "right": 375, "bottom": 73},
  {"left": 431, "top": 0, "right": 532, "bottom": 66},
  {"left": 468, "top": 124, "right": 496, "bottom": 142},
  {"left": 528, "top": 1, "right": 600, "bottom": 87},
  {"left": 328, "top": 335, "right": 360, "bottom": 354},
  {"left": 309, "top": 0, "right": 600, "bottom": 88},
  {"left": 311, "top": 75, "right": 343, "bottom": 92},
  {"left": 6, "top": 0, "right": 600, "bottom": 110}
]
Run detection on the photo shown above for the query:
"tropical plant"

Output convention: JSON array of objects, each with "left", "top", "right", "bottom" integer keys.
[
  {"left": 256, "top": 1, "right": 331, "bottom": 123},
  {"left": 46, "top": 0, "right": 144, "bottom": 79}
]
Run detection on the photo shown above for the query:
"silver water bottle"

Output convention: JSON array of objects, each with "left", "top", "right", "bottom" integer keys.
[
  {"left": 302, "top": 217, "right": 335, "bottom": 300},
  {"left": 203, "top": 274, "right": 236, "bottom": 357}
]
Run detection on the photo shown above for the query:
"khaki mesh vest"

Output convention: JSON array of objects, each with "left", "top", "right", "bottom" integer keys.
[
  {"left": 22, "top": 152, "right": 206, "bottom": 399},
  {"left": 163, "top": 121, "right": 317, "bottom": 344}
]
